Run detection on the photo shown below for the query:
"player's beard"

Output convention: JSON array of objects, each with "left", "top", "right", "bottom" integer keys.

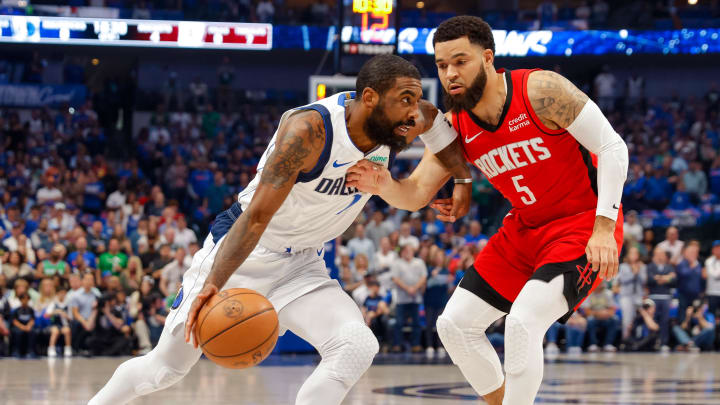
[
  {"left": 364, "top": 101, "right": 413, "bottom": 152},
  {"left": 443, "top": 67, "right": 487, "bottom": 113}
]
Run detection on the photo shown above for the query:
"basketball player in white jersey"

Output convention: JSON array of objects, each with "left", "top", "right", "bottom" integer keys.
[{"left": 88, "top": 54, "right": 471, "bottom": 405}]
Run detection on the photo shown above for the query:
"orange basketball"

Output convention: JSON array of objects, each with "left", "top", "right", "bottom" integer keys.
[{"left": 194, "top": 288, "right": 279, "bottom": 369}]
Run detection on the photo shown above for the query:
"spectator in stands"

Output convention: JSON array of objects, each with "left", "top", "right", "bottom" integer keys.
[
  {"left": 645, "top": 168, "right": 673, "bottom": 211},
  {"left": 683, "top": 161, "right": 708, "bottom": 203},
  {"left": 30, "top": 218, "right": 52, "bottom": 253},
  {"left": 188, "top": 76, "right": 208, "bottom": 113},
  {"left": 217, "top": 56, "right": 236, "bottom": 112},
  {"left": 70, "top": 273, "right": 98, "bottom": 355},
  {"left": 205, "top": 171, "right": 229, "bottom": 215},
  {"left": 658, "top": 226, "right": 685, "bottom": 265},
  {"left": 646, "top": 246, "right": 675, "bottom": 352},
  {"left": 2, "top": 251, "right": 33, "bottom": 280},
  {"left": 625, "top": 71, "right": 645, "bottom": 110},
  {"left": 45, "top": 283, "right": 72, "bottom": 357},
  {"left": 98, "top": 238, "right": 128, "bottom": 279},
  {"left": 7, "top": 278, "right": 38, "bottom": 310},
  {"left": 391, "top": 244, "right": 426, "bottom": 353},
  {"left": 347, "top": 224, "right": 376, "bottom": 261},
  {"left": 362, "top": 279, "right": 389, "bottom": 351},
  {"left": 669, "top": 181, "right": 692, "bottom": 210},
  {"left": 366, "top": 211, "right": 392, "bottom": 248},
  {"left": 398, "top": 222, "right": 419, "bottom": 251},
  {"left": 710, "top": 156, "right": 720, "bottom": 196},
  {"left": 424, "top": 249, "right": 450, "bottom": 358},
  {"left": 36, "top": 244, "right": 70, "bottom": 282},
  {"left": 623, "top": 210, "right": 643, "bottom": 244},
  {"left": 159, "top": 247, "right": 189, "bottom": 298},
  {"left": 615, "top": 247, "right": 647, "bottom": 341},
  {"left": 374, "top": 236, "right": 397, "bottom": 293},
  {"left": 128, "top": 276, "right": 154, "bottom": 353},
  {"left": 10, "top": 293, "right": 36, "bottom": 358},
  {"left": 257, "top": 0, "right": 275, "bottom": 22},
  {"left": 594, "top": 65, "right": 616, "bottom": 112},
  {"left": 545, "top": 312, "right": 587, "bottom": 355},
  {"left": 3, "top": 222, "right": 36, "bottom": 265},
  {"left": 67, "top": 237, "right": 97, "bottom": 270},
  {"left": 173, "top": 216, "right": 197, "bottom": 250},
  {"left": 584, "top": 282, "right": 619, "bottom": 352},
  {"left": 673, "top": 300, "right": 716, "bottom": 352},
  {"left": 464, "top": 220, "right": 486, "bottom": 244},
  {"left": 86, "top": 221, "right": 107, "bottom": 254},
  {"left": 626, "top": 298, "right": 660, "bottom": 352},
  {"left": 82, "top": 171, "right": 106, "bottom": 216},
  {"left": 36, "top": 174, "right": 63, "bottom": 205},
  {"left": 90, "top": 291, "right": 132, "bottom": 356},
  {"left": 49, "top": 203, "right": 75, "bottom": 239},
  {"left": 537, "top": 0, "right": 558, "bottom": 28},
  {"left": 676, "top": 241, "right": 704, "bottom": 322},
  {"left": 705, "top": 240, "right": 720, "bottom": 318}
]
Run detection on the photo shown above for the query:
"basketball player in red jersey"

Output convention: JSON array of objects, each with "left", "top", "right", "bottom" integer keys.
[{"left": 346, "top": 16, "right": 628, "bottom": 405}]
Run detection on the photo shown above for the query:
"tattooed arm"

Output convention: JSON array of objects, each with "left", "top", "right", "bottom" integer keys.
[
  {"left": 527, "top": 70, "right": 628, "bottom": 281},
  {"left": 185, "top": 109, "right": 325, "bottom": 345},
  {"left": 526, "top": 70, "right": 589, "bottom": 130}
]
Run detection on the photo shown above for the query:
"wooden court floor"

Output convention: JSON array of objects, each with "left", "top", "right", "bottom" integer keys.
[{"left": 1, "top": 353, "right": 719, "bottom": 404}]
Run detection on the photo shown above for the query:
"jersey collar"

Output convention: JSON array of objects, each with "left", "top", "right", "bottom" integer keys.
[{"left": 465, "top": 69, "right": 513, "bottom": 133}]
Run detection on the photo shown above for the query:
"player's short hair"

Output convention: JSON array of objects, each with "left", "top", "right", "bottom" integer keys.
[
  {"left": 356, "top": 54, "right": 421, "bottom": 96},
  {"left": 433, "top": 15, "right": 495, "bottom": 54}
]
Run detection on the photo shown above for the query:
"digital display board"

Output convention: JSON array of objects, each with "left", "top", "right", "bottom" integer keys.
[
  {"left": 340, "top": 0, "right": 397, "bottom": 55},
  {"left": 0, "top": 15, "right": 272, "bottom": 50}
]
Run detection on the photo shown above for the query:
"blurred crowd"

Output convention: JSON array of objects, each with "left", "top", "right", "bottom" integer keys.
[{"left": 1, "top": 64, "right": 720, "bottom": 358}]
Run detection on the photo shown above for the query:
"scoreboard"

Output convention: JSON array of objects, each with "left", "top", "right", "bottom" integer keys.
[{"left": 340, "top": 0, "right": 397, "bottom": 55}]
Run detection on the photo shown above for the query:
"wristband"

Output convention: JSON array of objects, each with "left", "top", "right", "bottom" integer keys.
[
  {"left": 454, "top": 178, "right": 473, "bottom": 184},
  {"left": 419, "top": 111, "right": 458, "bottom": 153}
]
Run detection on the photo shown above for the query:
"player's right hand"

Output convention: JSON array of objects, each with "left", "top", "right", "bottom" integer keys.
[
  {"left": 345, "top": 160, "right": 391, "bottom": 195},
  {"left": 185, "top": 284, "right": 219, "bottom": 348}
]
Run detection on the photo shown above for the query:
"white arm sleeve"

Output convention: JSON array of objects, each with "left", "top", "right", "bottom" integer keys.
[
  {"left": 419, "top": 111, "right": 457, "bottom": 154},
  {"left": 566, "top": 100, "right": 628, "bottom": 221}
]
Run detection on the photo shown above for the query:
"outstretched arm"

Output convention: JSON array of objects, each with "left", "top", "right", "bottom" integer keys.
[
  {"left": 184, "top": 109, "right": 326, "bottom": 346},
  {"left": 346, "top": 103, "right": 471, "bottom": 222},
  {"left": 527, "top": 70, "right": 628, "bottom": 281}
]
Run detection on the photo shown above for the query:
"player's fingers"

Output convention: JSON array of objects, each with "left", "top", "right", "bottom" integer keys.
[
  {"left": 591, "top": 247, "right": 601, "bottom": 274},
  {"left": 185, "top": 303, "right": 197, "bottom": 344},
  {"left": 600, "top": 247, "right": 610, "bottom": 280},
  {"left": 436, "top": 214, "right": 457, "bottom": 223},
  {"left": 432, "top": 198, "right": 453, "bottom": 205},
  {"left": 610, "top": 248, "right": 619, "bottom": 279},
  {"left": 345, "top": 173, "right": 361, "bottom": 183}
]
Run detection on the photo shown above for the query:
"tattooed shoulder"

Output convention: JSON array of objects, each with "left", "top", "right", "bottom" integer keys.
[
  {"left": 527, "top": 70, "right": 589, "bottom": 130},
  {"left": 260, "top": 110, "right": 325, "bottom": 189}
]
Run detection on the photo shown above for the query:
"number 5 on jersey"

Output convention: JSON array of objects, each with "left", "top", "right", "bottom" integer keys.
[{"left": 512, "top": 175, "right": 536, "bottom": 205}]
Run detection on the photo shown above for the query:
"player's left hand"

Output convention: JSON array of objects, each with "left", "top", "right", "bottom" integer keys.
[
  {"left": 345, "top": 160, "right": 391, "bottom": 195},
  {"left": 184, "top": 284, "right": 219, "bottom": 348},
  {"left": 585, "top": 225, "right": 619, "bottom": 281},
  {"left": 430, "top": 183, "right": 471, "bottom": 222}
]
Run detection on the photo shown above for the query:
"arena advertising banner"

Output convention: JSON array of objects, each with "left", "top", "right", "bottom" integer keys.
[
  {"left": 0, "top": 84, "right": 87, "bottom": 107},
  {"left": 396, "top": 27, "right": 720, "bottom": 56},
  {"left": 0, "top": 15, "right": 272, "bottom": 50},
  {"left": 1, "top": 14, "right": 718, "bottom": 56}
]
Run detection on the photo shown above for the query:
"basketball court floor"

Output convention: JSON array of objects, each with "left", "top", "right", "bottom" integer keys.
[{"left": 2, "top": 353, "right": 719, "bottom": 404}]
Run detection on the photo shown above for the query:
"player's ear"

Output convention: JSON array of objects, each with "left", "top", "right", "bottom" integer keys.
[
  {"left": 361, "top": 87, "right": 380, "bottom": 109},
  {"left": 482, "top": 48, "right": 494, "bottom": 68}
]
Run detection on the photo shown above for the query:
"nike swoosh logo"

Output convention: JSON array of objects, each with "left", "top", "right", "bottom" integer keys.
[
  {"left": 333, "top": 160, "right": 352, "bottom": 168},
  {"left": 336, "top": 194, "right": 362, "bottom": 215},
  {"left": 613, "top": 204, "right": 619, "bottom": 209},
  {"left": 465, "top": 131, "right": 483, "bottom": 143}
]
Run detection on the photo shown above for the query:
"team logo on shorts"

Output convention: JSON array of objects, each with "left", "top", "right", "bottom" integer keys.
[
  {"left": 576, "top": 263, "right": 593, "bottom": 289},
  {"left": 171, "top": 287, "right": 184, "bottom": 310}
]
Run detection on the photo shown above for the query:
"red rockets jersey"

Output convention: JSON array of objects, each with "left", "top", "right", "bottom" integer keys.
[{"left": 452, "top": 69, "right": 598, "bottom": 228}]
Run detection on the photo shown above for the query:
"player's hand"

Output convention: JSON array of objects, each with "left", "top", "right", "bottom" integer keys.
[
  {"left": 184, "top": 284, "right": 219, "bottom": 348},
  {"left": 345, "top": 160, "right": 391, "bottom": 195},
  {"left": 585, "top": 220, "right": 619, "bottom": 281},
  {"left": 430, "top": 183, "right": 471, "bottom": 222}
]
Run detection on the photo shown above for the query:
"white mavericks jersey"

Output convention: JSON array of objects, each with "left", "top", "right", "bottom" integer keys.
[{"left": 238, "top": 92, "right": 394, "bottom": 252}]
